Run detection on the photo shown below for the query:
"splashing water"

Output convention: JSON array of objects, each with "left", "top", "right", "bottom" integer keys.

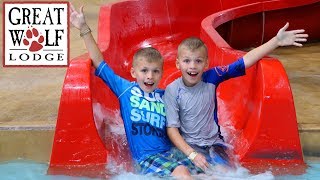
[
  {"left": 195, "top": 164, "right": 274, "bottom": 180},
  {"left": 0, "top": 103, "right": 318, "bottom": 179},
  {"left": 1, "top": 159, "right": 319, "bottom": 180},
  {"left": 93, "top": 103, "right": 134, "bottom": 175},
  {"left": 92, "top": 102, "right": 277, "bottom": 179}
]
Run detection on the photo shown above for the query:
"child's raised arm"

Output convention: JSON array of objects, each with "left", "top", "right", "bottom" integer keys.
[
  {"left": 243, "top": 22, "right": 308, "bottom": 68},
  {"left": 70, "top": 4, "right": 103, "bottom": 68}
]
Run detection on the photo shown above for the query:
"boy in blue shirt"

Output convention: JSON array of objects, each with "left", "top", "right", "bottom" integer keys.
[
  {"left": 164, "top": 24, "right": 308, "bottom": 173},
  {"left": 70, "top": 4, "right": 197, "bottom": 178}
]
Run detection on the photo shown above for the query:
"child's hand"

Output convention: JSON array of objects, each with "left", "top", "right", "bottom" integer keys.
[
  {"left": 192, "top": 153, "right": 209, "bottom": 172},
  {"left": 276, "top": 22, "right": 308, "bottom": 47},
  {"left": 70, "top": 4, "right": 87, "bottom": 30}
]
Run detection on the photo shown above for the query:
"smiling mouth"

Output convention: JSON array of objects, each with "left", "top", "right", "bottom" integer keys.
[
  {"left": 187, "top": 72, "right": 198, "bottom": 77},
  {"left": 144, "top": 82, "right": 154, "bottom": 87}
]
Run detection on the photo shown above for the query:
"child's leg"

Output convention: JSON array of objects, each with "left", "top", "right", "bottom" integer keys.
[
  {"left": 171, "top": 165, "right": 192, "bottom": 179},
  {"left": 138, "top": 150, "right": 192, "bottom": 178},
  {"left": 170, "top": 147, "right": 204, "bottom": 174}
]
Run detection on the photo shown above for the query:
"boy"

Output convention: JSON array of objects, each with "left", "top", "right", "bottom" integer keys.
[
  {"left": 70, "top": 4, "right": 195, "bottom": 178},
  {"left": 163, "top": 23, "right": 308, "bottom": 172}
]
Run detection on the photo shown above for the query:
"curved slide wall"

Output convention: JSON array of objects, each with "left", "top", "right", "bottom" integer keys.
[{"left": 48, "top": 0, "right": 320, "bottom": 177}]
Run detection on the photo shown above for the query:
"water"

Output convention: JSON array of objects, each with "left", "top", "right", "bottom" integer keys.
[
  {"left": 277, "top": 161, "right": 320, "bottom": 180},
  {"left": 89, "top": 104, "right": 320, "bottom": 179},
  {"left": 0, "top": 159, "right": 319, "bottom": 180}
]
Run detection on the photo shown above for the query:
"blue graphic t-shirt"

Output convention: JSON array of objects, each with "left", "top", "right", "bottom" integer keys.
[{"left": 95, "top": 61, "right": 172, "bottom": 162}]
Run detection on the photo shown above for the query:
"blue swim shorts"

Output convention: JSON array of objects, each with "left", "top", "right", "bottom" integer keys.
[
  {"left": 138, "top": 148, "right": 201, "bottom": 177},
  {"left": 190, "top": 144, "right": 231, "bottom": 167}
]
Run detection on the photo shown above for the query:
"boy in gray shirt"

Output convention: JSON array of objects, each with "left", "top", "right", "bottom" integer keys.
[{"left": 163, "top": 23, "right": 307, "bottom": 173}]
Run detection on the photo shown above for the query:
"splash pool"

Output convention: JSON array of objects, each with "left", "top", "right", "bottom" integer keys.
[{"left": 0, "top": 159, "right": 319, "bottom": 179}]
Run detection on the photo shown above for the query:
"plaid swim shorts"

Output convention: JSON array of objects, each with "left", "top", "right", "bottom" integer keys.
[{"left": 138, "top": 148, "right": 202, "bottom": 177}]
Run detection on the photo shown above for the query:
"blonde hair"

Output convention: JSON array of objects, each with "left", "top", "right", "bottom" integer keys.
[
  {"left": 133, "top": 47, "right": 163, "bottom": 67},
  {"left": 178, "top": 37, "right": 208, "bottom": 58}
]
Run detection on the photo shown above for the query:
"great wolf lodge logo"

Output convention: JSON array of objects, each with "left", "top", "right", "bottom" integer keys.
[{"left": 3, "top": 2, "right": 69, "bottom": 67}]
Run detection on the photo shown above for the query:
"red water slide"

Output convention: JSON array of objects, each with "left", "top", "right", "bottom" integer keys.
[{"left": 48, "top": 0, "right": 320, "bottom": 177}]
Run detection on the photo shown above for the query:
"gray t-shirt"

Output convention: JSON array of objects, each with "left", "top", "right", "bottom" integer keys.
[
  {"left": 164, "top": 78, "right": 223, "bottom": 146},
  {"left": 163, "top": 58, "right": 245, "bottom": 147}
]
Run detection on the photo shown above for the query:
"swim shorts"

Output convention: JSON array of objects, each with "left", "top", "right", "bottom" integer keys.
[
  {"left": 138, "top": 148, "right": 201, "bottom": 177},
  {"left": 190, "top": 144, "right": 231, "bottom": 166}
]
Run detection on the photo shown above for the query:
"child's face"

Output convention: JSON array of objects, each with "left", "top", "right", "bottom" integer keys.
[
  {"left": 176, "top": 46, "right": 208, "bottom": 87},
  {"left": 130, "top": 57, "right": 163, "bottom": 93}
]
